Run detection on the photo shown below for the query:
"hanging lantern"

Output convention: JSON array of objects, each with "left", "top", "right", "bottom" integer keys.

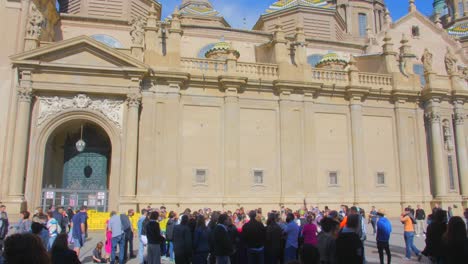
[{"left": 76, "top": 124, "right": 86, "bottom": 152}]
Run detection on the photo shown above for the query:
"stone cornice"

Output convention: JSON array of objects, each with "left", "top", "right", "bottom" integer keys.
[
  {"left": 451, "top": 89, "right": 468, "bottom": 101},
  {"left": 421, "top": 88, "right": 450, "bottom": 101},
  {"left": 345, "top": 86, "right": 370, "bottom": 100},
  {"left": 218, "top": 75, "right": 248, "bottom": 91},
  {"left": 391, "top": 89, "right": 421, "bottom": 102},
  {"left": 273, "top": 80, "right": 321, "bottom": 95}
]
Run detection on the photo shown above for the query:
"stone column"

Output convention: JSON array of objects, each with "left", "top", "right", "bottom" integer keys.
[
  {"left": 224, "top": 87, "right": 240, "bottom": 198},
  {"left": 349, "top": 96, "right": 366, "bottom": 203},
  {"left": 425, "top": 99, "right": 447, "bottom": 199},
  {"left": 123, "top": 92, "right": 141, "bottom": 200},
  {"left": 453, "top": 101, "right": 468, "bottom": 202},
  {"left": 9, "top": 77, "right": 33, "bottom": 200}
]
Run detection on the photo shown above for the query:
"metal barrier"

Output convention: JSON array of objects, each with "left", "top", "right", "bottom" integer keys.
[{"left": 41, "top": 188, "right": 108, "bottom": 212}]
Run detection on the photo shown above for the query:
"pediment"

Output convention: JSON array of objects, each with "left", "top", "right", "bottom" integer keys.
[{"left": 11, "top": 35, "right": 148, "bottom": 72}]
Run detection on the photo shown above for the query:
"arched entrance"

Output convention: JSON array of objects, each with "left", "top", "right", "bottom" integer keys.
[{"left": 41, "top": 120, "right": 111, "bottom": 211}]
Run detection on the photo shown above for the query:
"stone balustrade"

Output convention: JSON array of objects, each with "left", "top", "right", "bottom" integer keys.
[
  {"left": 236, "top": 62, "right": 279, "bottom": 79},
  {"left": 311, "top": 68, "right": 349, "bottom": 84},
  {"left": 181, "top": 57, "right": 399, "bottom": 91},
  {"left": 358, "top": 72, "right": 393, "bottom": 89},
  {"left": 181, "top": 57, "right": 227, "bottom": 74}
]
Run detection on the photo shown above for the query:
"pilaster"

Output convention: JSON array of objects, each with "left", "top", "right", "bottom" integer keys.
[
  {"left": 223, "top": 84, "right": 240, "bottom": 198},
  {"left": 349, "top": 95, "right": 365, "bottom": 204},
  {"left": 8, "top": 71, "right": 33, "bottom": 204},
  {"left": 121, "top": 90, "right": 141, "bottom": 205}
]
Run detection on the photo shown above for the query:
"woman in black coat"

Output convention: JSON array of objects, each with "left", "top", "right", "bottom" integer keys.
[
  {"left": 146, "top": 211, "right": 165, "bottom": 264},
  {"left": 265, "top": 212, "right": 284, "bottom": 264},
  {"left": 51, "top": 233, "right": 81, "bottom": 264},
  {"left": 443, "top": 216, "right": 468, "bottom": 263},
  {"left": 173, "top": 215, "right": 192, "bottom": 264},
  {"left": 423, "top": 210, "right": 447, "bottom": 263}
]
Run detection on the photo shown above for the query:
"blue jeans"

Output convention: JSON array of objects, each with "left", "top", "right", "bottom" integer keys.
[
  {"left": 111, "top": 234, "right": 125, "bottom": 264},
  {"left": 47, "top": 236, "right": 56, "bottom": 251},
  {"left": 403, "top": 231, "right": 420, "bottom": 259},
  {"left": 247, "top": 248, "right": 264, "bottom": 264},
  {"left": 139, "top": 237, "right": 145, "bottom": 264},
  {"left": 284, "top": 246, "right": 297, "bottom": 263},
  {"left": 216, "top": 256, "right": 230, "bottom": 264},
  {"left": 168, "top": 241, "right": 174, "bottom": 260}
]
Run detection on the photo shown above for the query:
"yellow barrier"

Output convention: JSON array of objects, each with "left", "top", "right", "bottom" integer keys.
[{"left": 87, "top": 211, "right": 141, "bottom": 231}]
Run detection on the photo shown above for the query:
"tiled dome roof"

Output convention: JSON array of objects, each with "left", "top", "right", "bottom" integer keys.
[
  {"left": 447, "top": 22, "right": 468, "bottom": 37},
  {"left": 315, "top": 52, "right": 348, "bottom": 69},
  {"left": 266, "top": 0, "right": 333, "bottom": 13},
  {"left": 205, "top": 41, "right": 240, "bottom": 59},
  {"left": 179, "top": 0, "right": 220, "bottom": 16}
]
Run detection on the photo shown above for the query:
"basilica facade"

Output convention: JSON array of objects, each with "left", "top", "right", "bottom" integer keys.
[{"left": 0, "top": 0, "right": 467, "bottom": 215}]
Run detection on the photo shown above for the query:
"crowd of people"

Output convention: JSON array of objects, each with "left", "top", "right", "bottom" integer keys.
[{"left": 0, "top": 203, "right": 467, "bottom": 264}]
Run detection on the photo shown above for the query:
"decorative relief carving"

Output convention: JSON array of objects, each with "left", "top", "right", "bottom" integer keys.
[
  {"left": 130, "top": 17, "right": 145, "bottom": 46},
  {"left": 443, "top": 120, "right": 454, "bottom": 151},
  {"left": 454, "top": 111, "right": 465, "bottom": 125},
  {"left": 126, "top": 93, "right": 142, "bottom": 108},
  {"left": 37, "top": 94, "right": 124, "bottom": 128},
  {"left": 17, "top": 87, "right": 33, "bottom": 102},
  {"left": 26, "top": 3, "right": 44, "bottom": 39},
  {"left": 421, "top": 48, "right": 433, "bottom": 74},
  {"left": 425, "top": 111, "right": 441, "bottom": 123},
  {"left": 445, "top": 47, "right": 458, "bottom": 76}
]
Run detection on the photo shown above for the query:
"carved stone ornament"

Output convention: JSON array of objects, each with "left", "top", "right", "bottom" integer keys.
[
  {"left": 425, "top": 111, "right": 441, "bottom": 123},
  {"left": 130, "top": 17, "right": 145, "bottom": 46},
  {"left": 37, "top": 94, "right": 124, "bottom": 128},
  {"left": 421, "top": 48, "right": 433, "bottom": 74},
  {"left": 442, "top": 120, "right": 454, "bottom": 151},
  {"left": 126, "top": 93, "right": 142, "bottom": 108},
  {"left": 17, "top": 87, "right": 33, "bottom": 102},
  {"left": 445, "top": 47, "right": 458, "bottom": 75},
  {"left": 26, "top": 3, "right": 44, "bottom": 39},
  {"left": 454, "top": 111, "right": 465, "bottom": 125}
]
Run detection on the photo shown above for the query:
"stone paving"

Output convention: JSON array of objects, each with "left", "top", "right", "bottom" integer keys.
[{"left": 77, "top": 219, "right": 427, "bottom": 264}]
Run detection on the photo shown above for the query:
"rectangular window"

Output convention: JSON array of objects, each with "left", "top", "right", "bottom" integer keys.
[
  {"left": 329, "top": 171, "right": 338, "bottom": 186},
  {"left": 413, "top": 64, "right": 425, "bottom": 87},
  {"left": 195, "top": 169, "right": 207, "bottom": 184},
  {"left": 377, "top": 172, "right": 386, "bottom": 185},
  {"left": 459, "top": 2, "right": 465, "bottom": 18},
  {"left": 448, "top": 156, "right": 455, "bottom": 190},
  {"left": 359, "top": 13, "right": 368, "bottom": 37},
  {"left": 253, "top": 170, "right": 264, "bottom": 185}
]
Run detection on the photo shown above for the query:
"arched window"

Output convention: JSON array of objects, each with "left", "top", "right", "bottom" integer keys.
[
  {"left": 90, "top": 34, "right": 123, "bottom": 48},
  {"left": 307, "top": 54, "right": 324, "bottom": 68},
  {"left": 198, "top": 43, "right": 216, "bottom": 58},
  {"left": 413, "top": 64, "right": 425, "bottom": 87}
]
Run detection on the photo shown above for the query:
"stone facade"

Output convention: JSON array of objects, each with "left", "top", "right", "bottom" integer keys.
[{"left": 0, "top": 0, "right": 467, "bottom": 215}]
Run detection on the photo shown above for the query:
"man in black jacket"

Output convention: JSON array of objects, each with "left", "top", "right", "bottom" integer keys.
[
  {"left": 213, "top": 213, "right": 233, "bottom": 264},
  {"left": 0, "top": 205, "right": 8, "bottom": 253},
  {"left": 173, "top": 215, "right": 192, "bottom": 264},
  {"left": 415, "top": 204, "right": 426, "bottom": 237},
  {"left": 242, "top": 210, "right": 266, "bottom": 264}
]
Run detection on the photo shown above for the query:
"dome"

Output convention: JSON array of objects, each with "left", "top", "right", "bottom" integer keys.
[
  {"left": 315, "top": 52, "right": 348, "bottom": 70},
  {"left": 205, "top": 41, "right": 240, "bottom": 60},
  {"left": 447, "top": 22, "right": 468, "bottom": 37},
  {"left": 266, "top": 0, "right": 333, "bottom": 13}
]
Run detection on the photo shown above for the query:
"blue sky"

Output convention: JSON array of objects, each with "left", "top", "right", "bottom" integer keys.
[{"left": 158, "top": 0, "right": 434, "bottom": 29}]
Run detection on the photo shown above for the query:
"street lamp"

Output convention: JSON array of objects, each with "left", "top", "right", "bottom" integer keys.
[{"left": 76, "top": 124, "right": 86, "bottom": 152}]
